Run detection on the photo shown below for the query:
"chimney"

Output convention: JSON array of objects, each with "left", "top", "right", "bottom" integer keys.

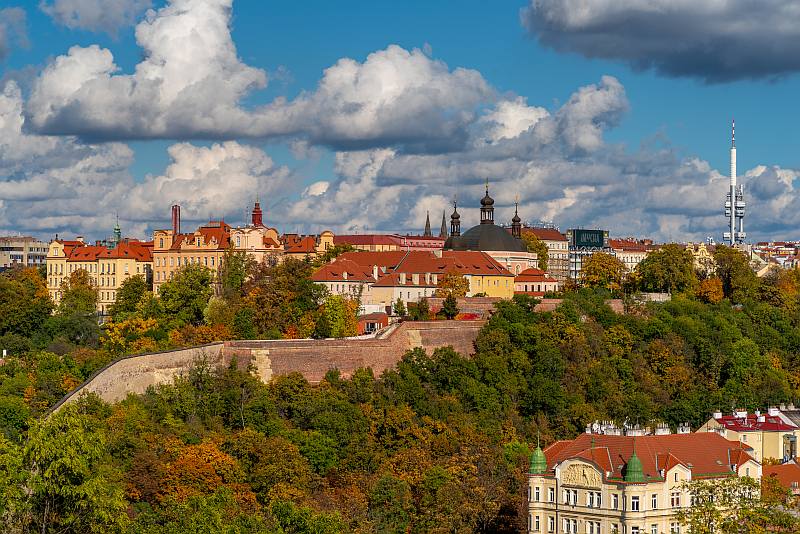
[
  {"left": 677, "top": 423, "right": 691, "bottom": 434},
  {"left": 373, "top": 265, "right": 379, "bottom": 280},
  {"left": 171, "top": 204, "right": 181, "bottom": 242},
  {"left": 713, "top": 410, "right": 723, "bottom": 420},
  {"left": 768, "top": 406, "right": 780, "bottom": 417},
  {"left": 76, "top": 235, "right": 84, "bottom": 243}
]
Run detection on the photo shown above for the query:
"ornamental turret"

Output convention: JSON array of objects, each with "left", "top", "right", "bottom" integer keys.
[
  {"left": 450, "top": 201, "right": 461, "bottom": 237},
  {"left": 480, "top": 180, "right": 494, "bottom": 225}
]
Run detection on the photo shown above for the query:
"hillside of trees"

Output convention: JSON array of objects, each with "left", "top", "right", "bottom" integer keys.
[{"left": 1, "top": 245, "right": 800, "bottom": 531}]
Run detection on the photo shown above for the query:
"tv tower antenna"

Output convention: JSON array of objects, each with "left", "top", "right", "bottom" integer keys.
[{"left": 723, "top": 119, "right": 746, "bottom": 245}]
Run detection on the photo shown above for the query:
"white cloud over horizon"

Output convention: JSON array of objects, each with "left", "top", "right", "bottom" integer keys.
[{"left": 40, "top": 0, "right": 152, "bottom": 36}]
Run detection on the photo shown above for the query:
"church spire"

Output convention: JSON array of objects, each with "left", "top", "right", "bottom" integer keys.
[
  {"left": 480, "top": 180, "right": 495, "bottom": 225},
  {"left": 439, "top": 210, "right": 448, "bottom": 238},
  {"left": 450, "top": 200, "right": 461, "bottom": 237},
  {"left": 511, "top": 198, "right": 521, "bottom": 239},
  {"left": 423, "top": 211, "right": 432, "bottom": 237}
]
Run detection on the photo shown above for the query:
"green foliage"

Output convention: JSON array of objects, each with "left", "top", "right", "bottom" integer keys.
[
  {"left": 407, "top": 298, "right": 430, "bottom": 321},
  {"left": 521, "top": 232, "right": 548, "bottom": 271},
  {"left": 442, "top": 293, "right": 459, "bottom": 319},
  {"left": 393, "top": 298, "right": 406, "bottom": 317},
  {"left": 14, "top": 405, "right": 129, "bottom": 533},
  {"left": 109, "top": 274, "right": 149, "bottom": 321},
  {"left": 59, "top": 269, "right": 99, "bottom": 316},
  {"left": 315, "top": 294, "right": 357, "bottom": 338},
  {"left": 635, "top": 244, "right": 697, "bottom": 293},
  {"left": 434, "top": 270, "right": 470, "bottom": 298},
  {"left": 312, "top": 243, "right": 355, "bottom": 269},
  {"left": 219, "top": 247, "right": 255, "bottom": 300},
  {"left": 581, "top": 253, "right": 627, "bottom": 292},
  {"left": 157, "top": 263, "right": 214, "bottom": 326},
  {"left": 0, "top": 267, "right": 53, "bottom": 338},
  {"left": 714, "top": 245, "right": 758, "bottom": 303}
]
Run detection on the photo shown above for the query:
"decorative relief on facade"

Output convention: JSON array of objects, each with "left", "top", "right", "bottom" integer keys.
[{"left": 562, "top": 463, "right": 601, "bottom": 488}]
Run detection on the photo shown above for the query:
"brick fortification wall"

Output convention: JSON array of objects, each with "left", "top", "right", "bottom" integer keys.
[{"left": 54, "top": 321, "right": 485, "bottom": 410}]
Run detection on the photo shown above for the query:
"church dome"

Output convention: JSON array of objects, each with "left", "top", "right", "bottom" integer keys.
[
  {"left": 480, "top": 191, "right": 494, "bottom": 207},
  {"left": 444, "top": 223, "right": 527, "bottom": 252}
]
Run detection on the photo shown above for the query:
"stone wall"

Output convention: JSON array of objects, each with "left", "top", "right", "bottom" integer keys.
[{"left": 54, "top": 321, "right": 485, "bottom": 410}]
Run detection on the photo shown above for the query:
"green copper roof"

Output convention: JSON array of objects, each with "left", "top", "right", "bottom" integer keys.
[
  {"left": 530, "top": 446, "right": 547, "bottom": 474},
  {"left": 624, "top": 450, "right": 646, "bottom": 483}
]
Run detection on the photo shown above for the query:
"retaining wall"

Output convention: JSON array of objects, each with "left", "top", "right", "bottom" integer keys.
[{"left": 54, "top": 320, "right": 485, "bottom": 410}]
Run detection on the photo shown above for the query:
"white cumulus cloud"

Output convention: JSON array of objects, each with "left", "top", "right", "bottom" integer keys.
[{"left": 40, "top": 0, "right": 151, "bottom": 35}]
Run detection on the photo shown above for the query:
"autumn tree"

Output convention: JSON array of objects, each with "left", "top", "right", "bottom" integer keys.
[
  {"left": 157, "top": 263, "right": 214, "bottom": 326},
  {"left": 521, "top": 231, "right": 548, "bottom": 271},
  {"left": 312, "top": 243, "right": 355, "bottom": 268},
  {"left": 581, "top": 252, "right": 627, "bottom": 292},
  {"left": 316, "top": 294, "right": 358, "bottom": 338},
  {"left": 435, "top": 269, "right": 469, "bottom": 298},
  {"left": 696, "top": 277, "right": 724, "bottom": 304},
  {"left": 108, "top": 274, "right": 149, "bottom": 321},
  {"left": 635, "top": 244, "right": 697, "bottom": 293}
]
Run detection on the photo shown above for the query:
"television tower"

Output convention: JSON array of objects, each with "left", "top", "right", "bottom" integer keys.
[{"left": 723, "top": 120, "right": 746, "bottom": 245}]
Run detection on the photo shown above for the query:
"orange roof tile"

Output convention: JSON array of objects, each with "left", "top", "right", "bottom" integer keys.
[
  {"left": 542, "top": 432, "right": 755, "bottom": 483},
  {"left": 515, "top": 268, "right": 557, "bottom": 283},
  {"left": 763, "top": 463, "right": 800, "bottom": 490},
  {"left": 522, "top": 227, "right": 567, "bottom": 242}
]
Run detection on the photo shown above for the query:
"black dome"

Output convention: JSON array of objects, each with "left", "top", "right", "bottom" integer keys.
[
  {"left": 444, "top": 223, "right": 526, "bottom": 252},
  {"left": 480, "top": 192, "right": 494, "bottom": 207}
]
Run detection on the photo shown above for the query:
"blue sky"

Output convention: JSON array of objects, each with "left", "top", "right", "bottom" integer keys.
[{"left": 2, "top": 0, "right": 799, "bottom": 241}]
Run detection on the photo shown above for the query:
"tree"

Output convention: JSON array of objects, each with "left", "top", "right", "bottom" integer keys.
[
  {"left": 394, "top": 298, "right": 406, "bottom": 317},
  {"left": 313, "top": 243, "right": 355, "bottom": 268},
  {"left": 674, "top": 476, "right": 800, "bottom": 533},
  {"left": 435, "top": 269, "right": 469, "bottom": 298},
  {"left": 59, "top": 269, "right": 98, "bottom": 316},
  {"left": 521, "top": 232, "right": 548, "bottom": 271},
  {"left": 157, "top": 263, "right": 214, "bottom": 326},
  {"left": 442, "top": 293, "right": 459, "bottom": 319},
  {"left": 108, "top": 275, "right": 149, "bottom": 321},
  {"left": 714, "top": 245, "right": 758, "bottom": 303},
  {"left": 408, "top": 298, "right": 430, "bottom": 321},
  {"left": 19, "top": 405, "right": 129, "bottom": 533},
  {"left": 696, "top": 278, "right": 724, "bottom": 304},
  {"left": 0, "top": 267, "right": 53, "bottom": 337},
  {"left": 581, "top": 253, "right": 627, "bottom": 292},
  {"left": 219, "top": 247, "right": 255, "bottom": 300},
  {"left": 635, "top": 244, "right": 697, "bottom": 293},
  {"left": 316, "top": 294, "right": 358, "bottom": 338}
]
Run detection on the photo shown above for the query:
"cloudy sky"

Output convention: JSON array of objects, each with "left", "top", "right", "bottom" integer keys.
[{"left": 1, "top": 0, "right": 799, "bottom": 242}]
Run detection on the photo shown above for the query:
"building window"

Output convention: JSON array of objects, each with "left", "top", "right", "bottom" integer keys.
[
  {"left": 674, "top": 472, "right": 679, "bottom": 482},
  {"left": 612, "top": 494, "right": 619, "bottom": 510},
  {"left": 587, "top": 492, "right": 594, "bottom": 508},
  {"left": 534, "top": 515, "right": 540, "bottom": 532},
  {"left": 631, "top": 496, "right": 640, "bottom": 511},
  {"left": 671, "top": 492, "right": 681, "bottom": 508},
  {"left": 534, "top": 487, "right": 540, "bottom": 502},
  {"left": 548, "top": 517, "right": 555, "bottom": 533},
  {"left": 631, "top": 528, "right": 640, "bottom": 534},
  {"left": 548, "top": 488, "right": 555, "bottom": 503},
  {"left": 651, "top": 494, "right": 657, "bottom": 509},
  {"left": 670, "top": 523, "right": 680, "bottom": 534}
]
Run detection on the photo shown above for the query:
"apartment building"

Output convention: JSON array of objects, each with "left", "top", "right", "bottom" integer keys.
[
  {"left": 528, "top": 431, "right": 760, "bottom": 534},
  {"left": 698, "top": 407, "right": 800, "bottom": 462}
]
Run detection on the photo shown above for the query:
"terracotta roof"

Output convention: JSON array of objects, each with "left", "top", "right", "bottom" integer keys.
[
  {"left": 334, "top": 234, "right": 398, "bottom": 246},
  {"left": 282, "top": 234, "right": 318, "bottom": 254},
  {"left": 67, "top": 245, "right": 107, "bottom": 261},
  {"left": 99, "top": 240, "right": 153, "bottom": 262},
  {"left": 170, "top": 222, "right": 231, "bottom": 251},
  {"left": 542, "top": 432, "right": 755, "bottom": 483},
  {"left": 358, "top": 312, "right": 389, "bottom": 321},
  {"left": 712, "top": 413, "right": 797, "bottom": 432},
  {"left": 763, "top": 463, "right": 800, "bottom": 490},
  {"left": 372, "top": 272, "right": 438, "bottom": 288},
  {"left": 515, "top": 268, "right": 557, "bottom": 283},
  {"left": 522, "top": 227, "right": 567, "bottom": 242},
  {"left": 335, "top": 251, "right": 408, "bottom": 270},
  {"left": 609, "top": 239, "right": 648, "bottom": 252},
  {"left": 311, "top": 258, "right": 376, "bottom": 283}
]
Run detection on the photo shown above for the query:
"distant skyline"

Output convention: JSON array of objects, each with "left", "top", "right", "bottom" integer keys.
[{"left": 1, "top": 0, "right": 799, "bottom": 242}]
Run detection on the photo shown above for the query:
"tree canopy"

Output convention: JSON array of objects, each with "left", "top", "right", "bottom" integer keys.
[{"left": 635, "top": 244, "right": 697, "bottom": 293}]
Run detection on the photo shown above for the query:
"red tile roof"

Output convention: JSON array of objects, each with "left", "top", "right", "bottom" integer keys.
[
  {"left": 67, "top": 245, "right": 107, "bottom": 261},
  {"left": 712, "top": 413, "right": 798, "bottom": 433},
  {"left": 99, "top": 240, "right": 153, "bottom": 262},
  {"left": 515, "top": 268, "right": 557, "bottom": 283},
  {"left": 522, "top": 227, "right": 567, "bottom": 242},
  {"left": 542, "top": 432, "right": 756, "bottom": 483},
  {"left": 609, "top": 239, "right": 648, "bottom": 252},
  {"left": 763, "top": 463, "right": 800, "bottom": 490},
  {"left": 334, "top": 234, "right": 399, "bottom": 246},
  {"left": 311, "top": 258, "right": 377, "bottom": 283},
  {"left": 170, "top": 222, "right": 231, "bottom": 250},
  {"left": 282, "top": 234, "right": 318, "bottom": 254},
  {"left": 335, "top": 251, "right": 408, "bottom": 270}
]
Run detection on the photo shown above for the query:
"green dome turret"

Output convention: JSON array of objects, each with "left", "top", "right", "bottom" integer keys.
[
  {"left": 624, "top": 450, "right": 646, "bottom": 483},
  {"left": 530, "top": 445, "right": 547, "bottom": 475}
]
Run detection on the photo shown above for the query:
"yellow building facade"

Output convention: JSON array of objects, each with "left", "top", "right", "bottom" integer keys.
[{"left": 528, "top": 432, "right": 760, "bottom": 534}]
